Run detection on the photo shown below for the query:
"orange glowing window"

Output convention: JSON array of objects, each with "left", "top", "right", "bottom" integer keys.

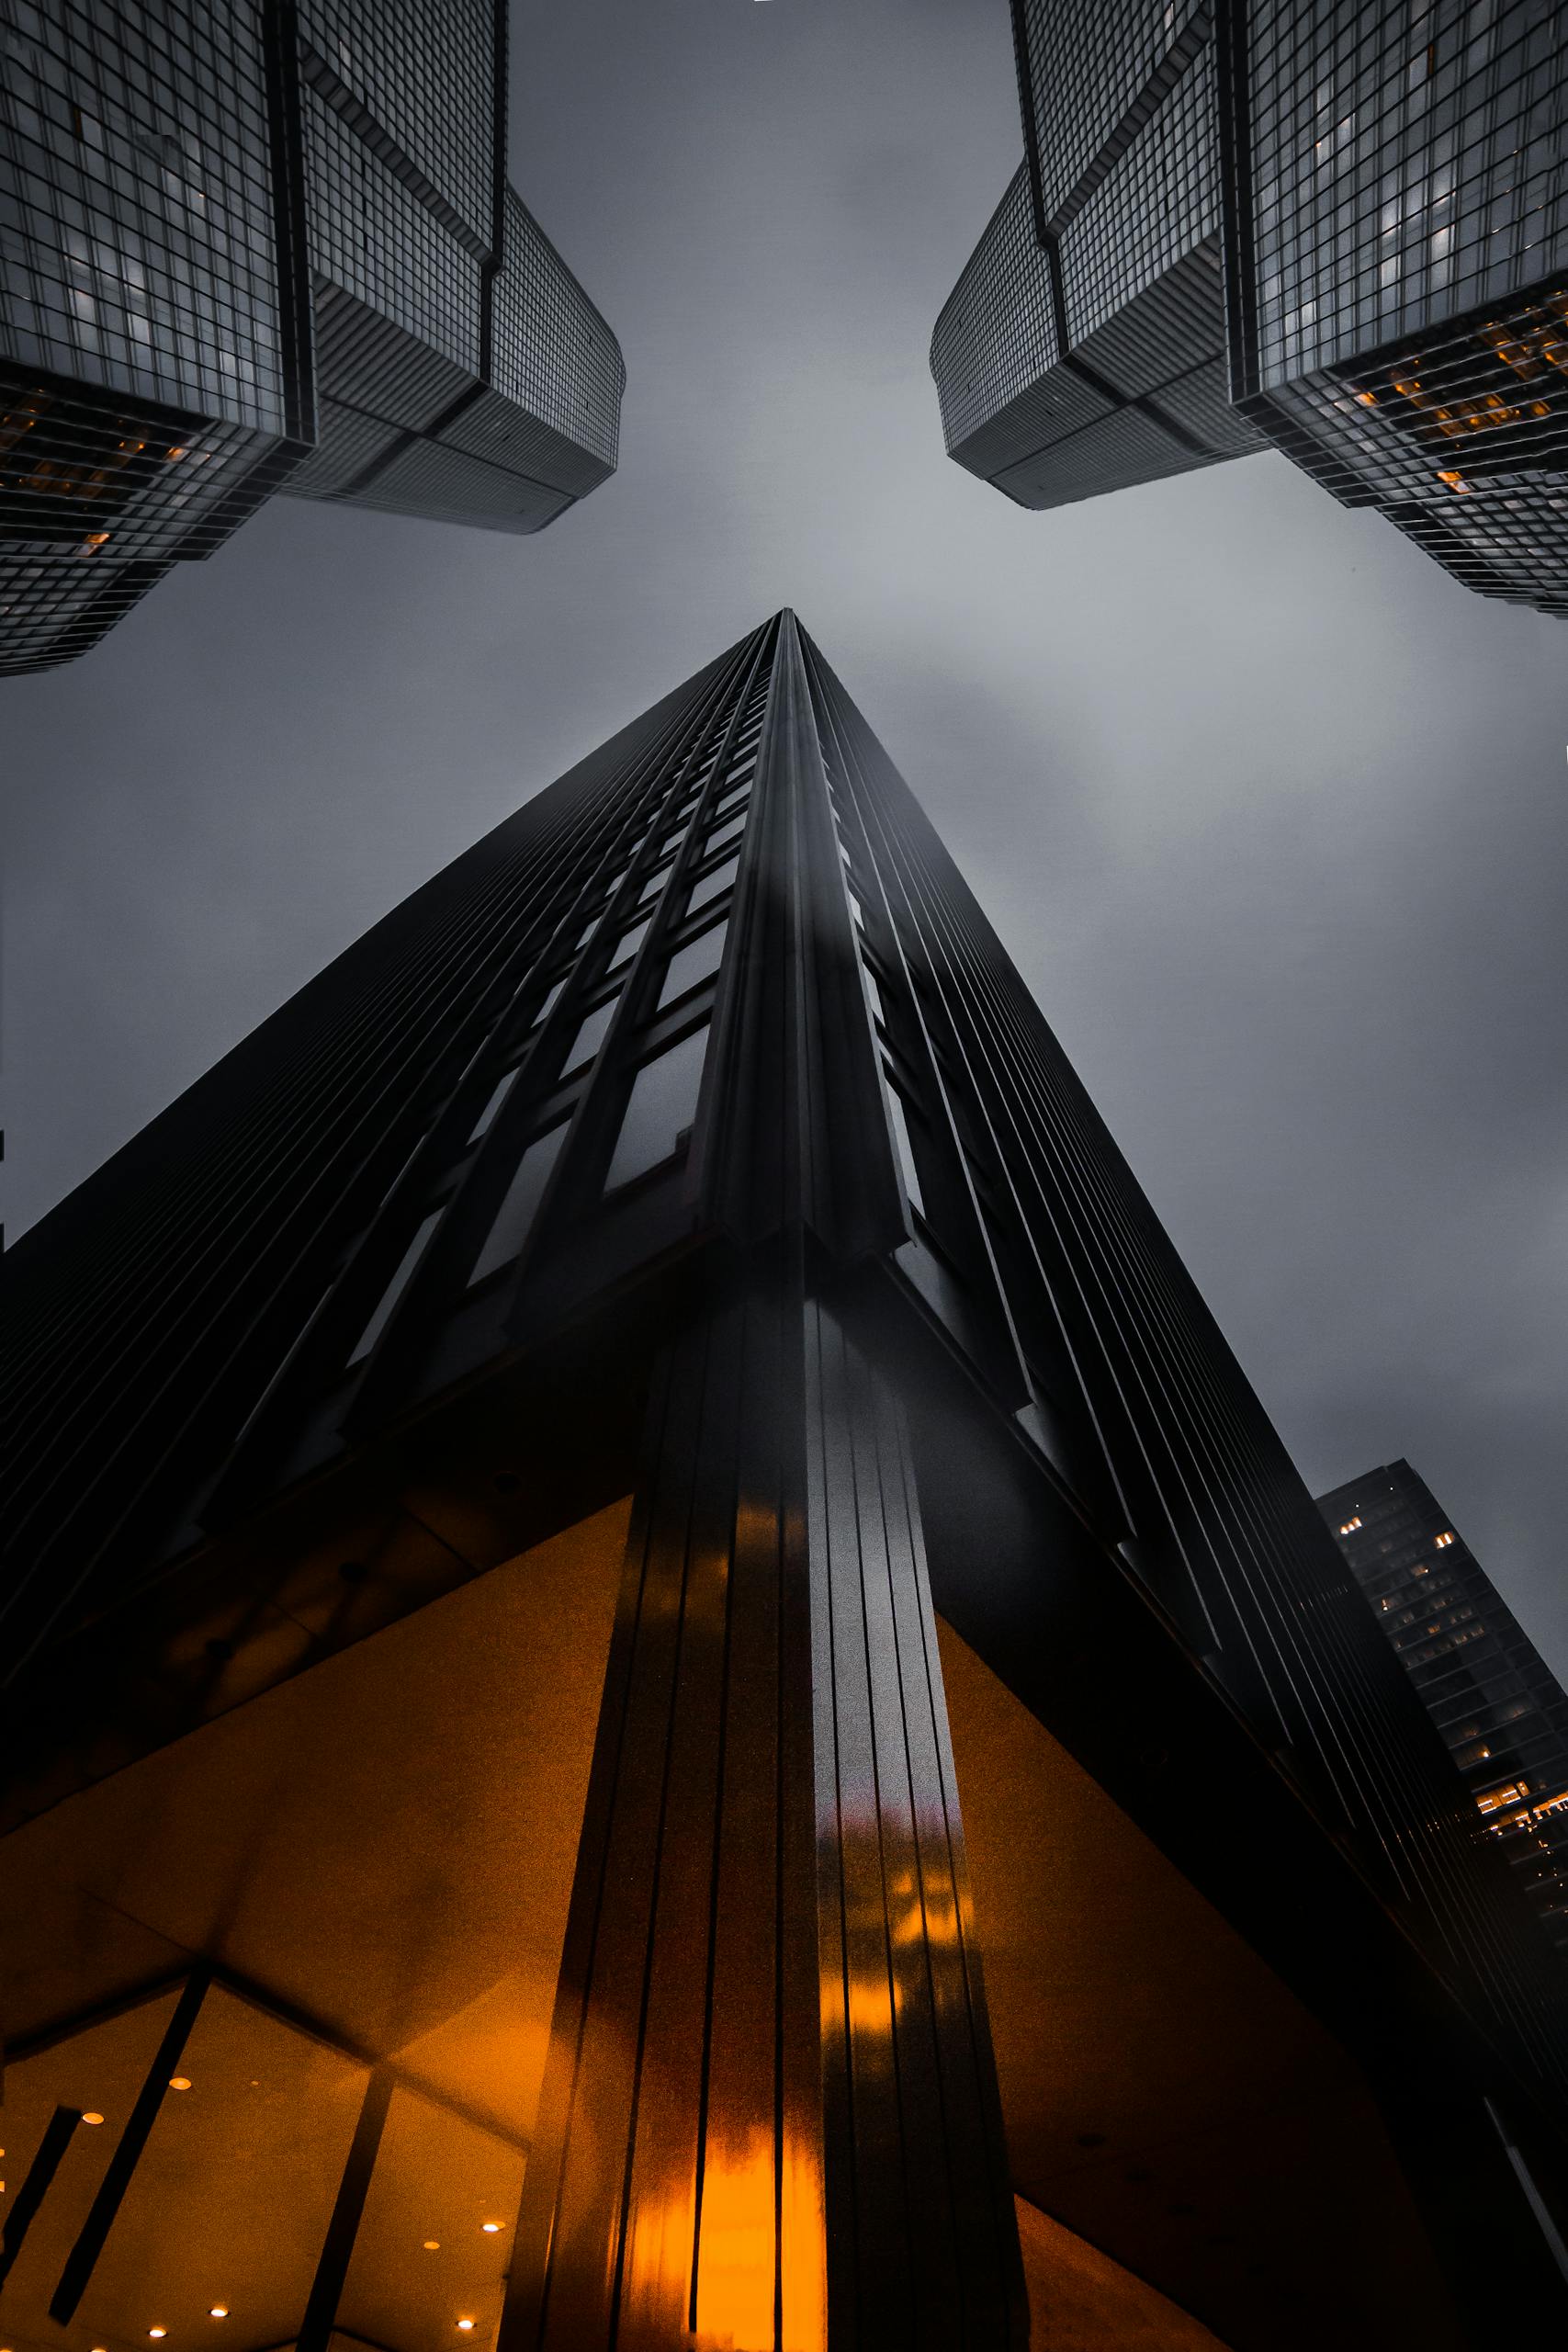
[
  {"left": 1339, "top": 1515, "right": 1362, "bottom": 1533},
  {"left": 1435, "top": 1532, "right": 1455, "bottom": 1547}
]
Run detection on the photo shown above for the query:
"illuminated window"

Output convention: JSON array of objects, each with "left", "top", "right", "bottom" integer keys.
[
  {"left": 605, "top": 1026, "right": 709, "bottom": 1192},
  {"left": 658, "top": 921, "right": 728, "bottom": 1011},
  {"left": 1436, "top": 1531, "right": 1455, "bottom": 1547},
  {"left": 1338, "top": 1515, "right": 1362, "bottom": 1533},
  {"left": 348, "top": 1207, "right": 445, "bottom": 1365},
  {"left": 469, "top": 1125, "right": 569, "bottom": 1284}
]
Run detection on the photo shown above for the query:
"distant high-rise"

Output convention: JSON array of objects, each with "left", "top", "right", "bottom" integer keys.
[
  {"left": 0, "top": 0, "right": 625, "bottom": 674},
  {"left": 6, "top": 619, "right": 1568, "bottom": 2346},
  {"left": 1320, "top": 1460, "right": 1568, "bottom": 1959},
  {"left": 935, "top": 2, "right": 1568, "bottom": 612}
]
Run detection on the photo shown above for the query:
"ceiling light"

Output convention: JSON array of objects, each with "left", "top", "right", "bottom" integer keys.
[
  {"left": 457, "top": 2324, "right": 476, "bottom": 2334},
  {"left": 423, "top": 2240, "right": 441, "bottom": 2252},
  {"left": 149, "top": 2330, "right": 167, "bottom": 2339},
  {"left": 82, "top": 2113, "right": 106, "bottom": 2127},
  {"left": 209, "top": 2310, "right": 228, "bottom": 2321},
  {"left": 480, "top": 2222, "right": 501, "bottom": 2233},
  {"left": 169, "top": 2077, "right": 192, "bottom": 2091}
]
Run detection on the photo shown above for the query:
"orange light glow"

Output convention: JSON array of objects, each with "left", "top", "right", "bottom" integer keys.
[
  {"left": 209, "top": 2311, "right": 228, "bottom": 2321},
  {"left": 78, "top": 532, "right": 111, "bottom": 553},
  {"left": 694, "top": 2128, "right": 826, "bottom": 2352},
  {"left": 423, "top": 2240, "right": 441, "bottom": 2251},
  {"left": 457, "top": 2324, "right": 475, "bottom": 2334},
  {"left": 169, "top": 2076, "right": 192, "bottom": 2091},
  {"left": 149, "top": 2331, "right": 167, "bottom": 2340},
  {"left": 82, "top": 2113, "right": 106, "bottom": 2126},
  {"left": 480, "top": 2222, "right": 502, "bottom": 2233}
]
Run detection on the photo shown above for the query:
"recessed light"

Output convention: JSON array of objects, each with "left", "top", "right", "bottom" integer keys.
[
  {"left": 82, "top": 2113, "right": 106, "bottom": 2127},
  {"left": 480, "top": 2222, "right": 501, "bottom": 2233},
  {"left": 169, "top": 2076, "right": 193, "bottom": 2091},
  {"left": 423, "top": 2240, "right": 441, "bottom": 2252},
  {"left": 209, "top": 2308, "right": 229, "bottom": 2320},
  {"left": 149, "top": 2329, "right": 167, "bottom": 2339},
  {"left": 457, "top": 2324, "right": 476, "bottom": 2334}
]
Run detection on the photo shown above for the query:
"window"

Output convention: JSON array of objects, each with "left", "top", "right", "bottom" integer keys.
[
  {"left": 347, "top": 1207, "right": 445, "bottom": 1366},
  {"left": 884, "top": 1079, "right": 925, "bottom": 1217},
  {"left": 468, "top": 1068, "right": 519, "bottom": 1144},
  {"left": 562, "top": 995, "right": 617, "bottom": 1074},
  {"left": 705, "top": 808, "right": 748, "bottom": 856},
  {"left": 469, "top": 1125, "right": 569, "bottom": 1285},
  {"left": 863, "top": 966, "right": 886, "bottom": 1028},
  {"left": 610, "top": 915, "right": 652, "bottom": 968},
  {"left": 848, "top": 892, "right": 866, "bottom": 933},
  {"left": 533, "top": 976, "right": 568, "bottom": 1026},
  {"left": 1436, "top": 1532, "right": 1455, "bottom": 1548},
  {"left": 605, "top": 1026, "right": 709, "bottom": 1191},
  {"left": 688, "top": 854, "right": 739, "bottom": 915},
  {"left": 658, "top": 921, "right": 728, "bottom": 1010},
  {"left": 636, "top": 862, "right": 672, "bottom": 910},
  {"left": 1338, "top": 1515, "right": 1362, "bottom": 1533}
]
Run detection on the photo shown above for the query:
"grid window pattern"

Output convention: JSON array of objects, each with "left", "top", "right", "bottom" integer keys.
[
  {"left": 1015, "top": 0, "right": 1211, "bottom": 222},
  {"left": 1, "top": 0, "right": 623, "bottom": 669},
  {"left": 482, "top": 192, "right": 625, "bottom": 475},
  {"left": 0, "top": 0, "right": 288, "bottom": 425},
  {"left": 1059, "top": 42, "right": 1218, "bottom": 343},
  {"left": 934, "top": 13, "right": 1258, "bottom": 510},
  {"left": 1244, "top": 0, "right": 1568, "bottom": 386},
  {"left": 930, "top": 167, "right": 1061, "bottom": 456},
  {"left": 299, "top": 0, "right": 500, "bottom": 250},
  {"left": 1227, "top": 0, "right": 1568, "bottom": 611},
  {"left": 302, "top": 84, "right": 481, "bottom": 376}
]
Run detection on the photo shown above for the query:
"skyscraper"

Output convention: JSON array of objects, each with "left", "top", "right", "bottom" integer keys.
[
  {"left": 6, "top": 617, "right": 1568, "bottom": 2347},
  {"left": 934, "top": 2, "right": 1568, "bottom": 612},
  {"left": 1320, "top": 1460, "right": 1568, "bottom": 1959},
  {"left": 931, "top": 14, "right": 1266, "bottom": 511},
  {"left": 0, "top": 0, "right": 625, "bottom": 676}
]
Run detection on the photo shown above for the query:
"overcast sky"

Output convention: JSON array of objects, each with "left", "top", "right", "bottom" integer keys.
[{"left": 6, "top": 0, "right": 1567, "bottom": 1679}]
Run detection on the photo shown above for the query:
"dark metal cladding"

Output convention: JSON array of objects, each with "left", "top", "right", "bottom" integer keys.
[
  {"left": 0, "top": 0, "right": 624, "bottom": 673},
  {"left": 6, "top": 617, "right": 1568, "bottom": 2340}
]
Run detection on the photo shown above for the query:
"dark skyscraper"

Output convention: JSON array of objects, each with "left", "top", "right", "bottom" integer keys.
[
  {"left": 1320, "top": 1460, "right": 1568, "bottom": 1961},
  {"left": 6, "top": 618, "right": 1568, "bottom": 2347},
  {"left": 935, "top": 2, "right": 1568, "bottom": 611},
  {"left": 0, "top": 0, "right": 625, "bottom": 675}
]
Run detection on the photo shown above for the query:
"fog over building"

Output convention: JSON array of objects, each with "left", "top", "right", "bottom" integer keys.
[
  {"left": 1322, "top": 1458, "right": 1568, "bottom": 1960},
  {"left": 934, "top": 0, "right": 1568, "bottom": 612},
  {"left": 6, "top": 619, "right": 1568, "bottom": 2348},
  {"left": 0, "top": 0, "right": 624, "bottom": 673}
]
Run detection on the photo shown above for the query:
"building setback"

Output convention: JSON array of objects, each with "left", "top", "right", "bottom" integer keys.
[
  {"left": 1320, "top": 1460, "right": 1568, "bottom": 1960},
  {"left": 0, "top": 0, "right": 625, "bottom": 675},
  {"left": 5, "top": 617, "right": 1568, "bottom": 2346},
  {"left": 934, "top": 1, "right": 1568, "bottom": 614}
]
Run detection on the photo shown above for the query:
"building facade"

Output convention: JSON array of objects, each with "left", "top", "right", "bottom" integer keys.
[
  {"left": 0, "top": 0, "right": 625, "bottom": 675},
  {"left": 1320, "top": 1460, "right": 1568, "bottom": 1960},
  {"left": 934, "top": 0, "right": 1568, "bottom": 611},
  {"left": 6, "top": 618, "right": 1568, "bottom": 2346}
]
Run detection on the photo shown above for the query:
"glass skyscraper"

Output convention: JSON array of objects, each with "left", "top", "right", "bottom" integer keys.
[
  {"left": 934, "top": 1, "right": 1568, "bottom": 611},
  {"left": 1321, "top": 1459, "right": 1568, "bottom": 1960},
  {"left": 0, "top": 0, "right": 625, "bottom": 674},
  {"left": 6, "top": 619, "right": 1568, "bottom": 2347}
]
